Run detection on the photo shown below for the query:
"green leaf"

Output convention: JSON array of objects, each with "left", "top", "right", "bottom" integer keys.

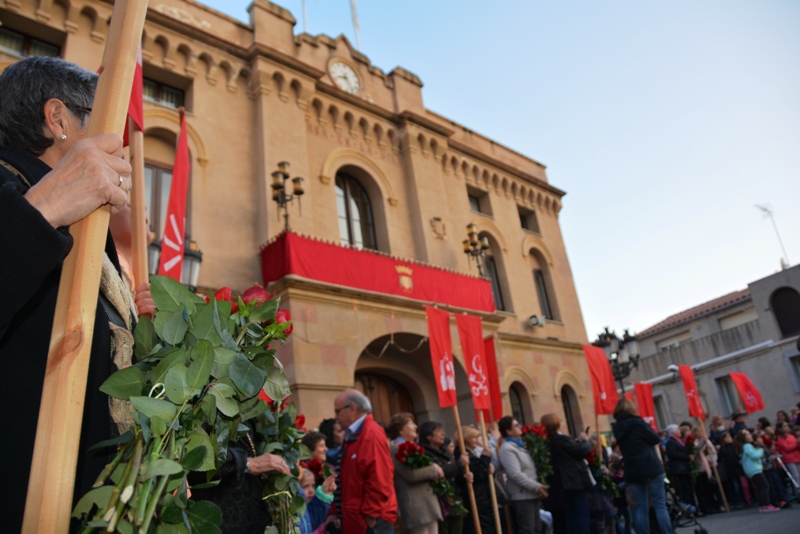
[
  {"left": 151, "top": 415, "right": 168, "bottom": 438},
  {"left": 229, "top": 353, "right": 267, "bottom": 398},
  {"left": 100, "top": 366, "right": 146, "bottom": 400},
  {"left": 200, "top": 394, "right": 217, "bottom": 422},
  {"left": 187, "top": 341, "right": 214, "bottom": 395},
  {"left": 165, "top": 364, "right": 190, "bottom": 404},
  {"left": 208, "top": 384, "right": 239, "bottom": 417},
  {"left": 239, "top": 396, "right": 267, "bottom": 421},
  {"left": 162, "top": 309, "right": 190, "bottom": 346},
  {"left": 186, "top": 499, "right": 223, "bottom": 527},
  {"left": 220, "top": 329, "right": 238, "bottom": 351},
  {"left": 152, "top": 347, "right": 187, "bottom": 385},
  {"left": 131, "top": 396, "right": 178, "bottom": 421},
  {"left": 192, "top": 302, "right": 223, "bottom": 345},
  {"left": 88, "top": 429, "right": 133, "bottom": 452},
  {"left": 186, "top": 428, "right": 216, "bottom": 472},
  {"left": 211, "top": 347, "right": 237, "bottom": 379},
  {"left": 141, "top": 458, "right": 183, "bottom": 479},
  {"left": 248, "top": 298, "right": 279, "bottom": 325},
  {"left": 72, "top": 486, "right": 113, "bottom": 518},
  {"left": 134, "top": 315, "right": 156, "bottom": 360},
  {"left": 150, "top": 275, "right": 204, "bottom": 313},
  {"left": 263, "top": 362, "right": 291, "bottom": 402}
]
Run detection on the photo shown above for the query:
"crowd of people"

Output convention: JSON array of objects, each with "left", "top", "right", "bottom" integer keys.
[{"left": 288, "top": 391, "right": 800, "bottom": 534}]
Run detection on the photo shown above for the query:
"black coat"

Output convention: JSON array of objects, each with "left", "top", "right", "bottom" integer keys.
[
  {"left": 665, "top": 437, "right": 691, "bottom": 476},
  {"left": 612, "top": 414, "right": 665, "bottom": 484},
  {"left": 717, "top": 444, "right": 742, "bottom": 482},
  {"left": 549, "top": 433, "right": 594, "bottom": 492},
  {"left": 0, "top": 147, "right": 120, "bottom": 532},
  {"left": 457, "top": 448, "right": 496, "bottom": 534}
]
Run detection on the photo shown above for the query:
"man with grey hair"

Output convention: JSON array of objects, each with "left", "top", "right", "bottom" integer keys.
[{"left": 327, "top": 388, "right": 397, "bottom": 533}]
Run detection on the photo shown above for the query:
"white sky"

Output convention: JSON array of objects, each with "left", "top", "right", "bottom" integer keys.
[{"left": 202, "top": 0, "right": 800, "bottom": 340}]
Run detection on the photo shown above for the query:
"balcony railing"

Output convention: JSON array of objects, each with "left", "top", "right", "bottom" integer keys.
[
  {"left": 260, "top": 231, "right": 495, "bottom": 313},
  {"left": 632, "top": 320, "right": 764, "bottom": 381}
]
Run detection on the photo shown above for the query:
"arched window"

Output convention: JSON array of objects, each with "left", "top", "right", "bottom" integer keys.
[
  {"left": 560, "top": 385, "right": 582, "bottom": 437},
  {"left": 529, "top": 250, "right": 559, "bottom": 321},
  {"left": 336, "top": 172, "right": 377, "bottom": 250},
  {"left": 481, "top": 233, "right": 511, "bottom": 312},
  {"left": 772, "top": 287, "right": 800, "bottom": 338},
  {"left": 509, "top": 382, "right": 532, "bottom": 425}
]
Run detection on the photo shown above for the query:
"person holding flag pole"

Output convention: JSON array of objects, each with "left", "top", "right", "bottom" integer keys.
[
  {"left": 678, "top": 365, "right": 730, "bottom": 513},
  {"left": 425, "top": 306, "right": 483, "bottom": 534},
  {"left": 0, "top": 1, "right": 149, "bottom": 531}
]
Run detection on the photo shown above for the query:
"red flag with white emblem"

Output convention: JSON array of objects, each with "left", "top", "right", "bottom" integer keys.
[
  {"left": 679, "top": 365, "right": 706, "bottom": 419},
  {"left": 123, "top": 47, "right": 144, "bottom": 146},
  {"left": 425, "top": 306, "right": 457, "bottom": 408},
  {"left": 634, "top": 382, "right": 658, "bottom": 432},
  {"left": 583, "top": 344, "right": 619, "bottom": 415},
  {"left": 157, "top": 110, "right": 189, "bottom": 280},
  {"left": 729, "top": 372, "right": 765, "bottom": 414},
  {"left": 456, "top": 314, "right": 490, "bottom": 411}
]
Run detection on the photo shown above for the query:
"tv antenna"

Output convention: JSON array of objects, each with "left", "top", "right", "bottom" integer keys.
[{"left": 755, "top": 204, "right": 790, "bottom": 268}]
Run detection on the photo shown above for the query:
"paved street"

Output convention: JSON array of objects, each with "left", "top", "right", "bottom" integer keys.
[{"left": 675, "top": 505, "right": 800, "bottom": 534}]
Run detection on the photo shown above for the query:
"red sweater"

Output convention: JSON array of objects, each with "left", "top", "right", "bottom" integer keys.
[
  {"left": 336, "top": 414, "right": 398, "bottom": 533},
  {"left": 776, "top": 434, "right": 800, "bottom": 464}
]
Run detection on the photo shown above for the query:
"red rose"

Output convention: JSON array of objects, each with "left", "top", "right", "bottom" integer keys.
[
  {"left": 685, "top": 435, "right": 695, "bottom": 446},
  {"left": 275, "top": 308, "right": 293, "bottom": 336},
  {"left": 213, "top": 287, "right": 238, "bottom": 314},
  {"left": 242, "top": 283, "right": 271, "bottom": 306},
  {"left": 295, "top": 414, "right": 306, "bottom": 432}
]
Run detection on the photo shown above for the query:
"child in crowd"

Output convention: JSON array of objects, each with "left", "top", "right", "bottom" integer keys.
[
  {"left": 297, "top": 468, "right": 336, "bottom": 534},
  {"left": 609, "top": 456, "right": 631, "bottom": 534},
  {"left": 717, "top": 432, "right": 744, "bottom": 508},
  {"left": 735, "top": 430, "right": 780, "bottom": 513}
]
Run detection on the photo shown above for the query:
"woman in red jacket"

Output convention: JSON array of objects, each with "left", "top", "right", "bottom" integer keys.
[{"left": 775, "top": 421, "right": 800, "bottom": 490}]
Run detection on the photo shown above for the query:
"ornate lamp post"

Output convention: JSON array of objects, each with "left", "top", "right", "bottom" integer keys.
[
  {"left": 462, "top": 223, "right": 490, "bottom": 276},
  {"left": 271, "top": 161, "right": 305, "bottom": 231},
  {"left": 593, "top": 327, "right": 640, "bottom": 392}
]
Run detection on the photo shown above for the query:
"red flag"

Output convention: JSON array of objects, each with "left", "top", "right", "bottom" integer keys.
[
  {"left": 583, "top": 344, "right": 619, "bottom": 414},
  {"left": 456, "top": 314, "right": 490, "bottom": 411},
  {"left": 634, "top": 382, "right": 658, "bottom": 432},
  {"left": 157, "top": 110, "right": 190, "bottom": 280},
  {"left": 729, "top": 372, "right": 765, "bottom": 414},
  {"left": 481, "top": 335, "right": 503, "bottom": 421},
  {"left": 425, "top": 306, "right": 457, "bottom": 408},
  {"left": 123, "top": 47, "right": 144, "bottom": 146},
  {"left": 679, "top": 365, "right": 706, "bottom": 419}
]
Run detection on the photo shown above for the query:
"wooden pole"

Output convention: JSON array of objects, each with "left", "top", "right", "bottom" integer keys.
[
  {"left": 128, "top": 118, "right": 149, "bottom": 287},
  {"left": 22, "top": 2, "right": 149, "bottom": 532},
  {"left": 453, "top": 406, "right": 482, "bottom": 534},
  {"left": 479, "top": 411, "right": 503, "bottom": 534},
  {"left": 595, "top": 413, "right": 603, "bottom": 459},
  {"left": 697, "top": 417, "right": 730, "bottom": 513}
]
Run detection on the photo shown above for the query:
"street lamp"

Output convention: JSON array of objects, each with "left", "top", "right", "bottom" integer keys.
[
  {"left": 181, "top": 239, "right": 203, "bottom": 292},
  {"left": 462, "top": 223, "right": 490, "bottom": 276},
  {"left": 271, "top": 160, "right": 305, "bottom": 231},
  {"left": 593, "top": 327, "right": 640, "bottom": 392}
]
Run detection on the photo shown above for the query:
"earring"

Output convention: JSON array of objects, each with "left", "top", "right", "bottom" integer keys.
[{"left": 59, "top": 134, "right": 67, "bottom": 141}]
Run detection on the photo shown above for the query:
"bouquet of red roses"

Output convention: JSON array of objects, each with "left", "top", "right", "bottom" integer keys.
[
  {"left": 685, "top": 433, "right": 699, "bottom": 480},
  {"left": 521, "top": 425, "right": 553, "bottom": 480},
  {"left": 395, "top": 442, "right": 467, "bottom": 517}
]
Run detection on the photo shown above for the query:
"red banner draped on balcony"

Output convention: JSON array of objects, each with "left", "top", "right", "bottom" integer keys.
[{"left": 260, "top": 232, "right": 496, "bottom": 312}]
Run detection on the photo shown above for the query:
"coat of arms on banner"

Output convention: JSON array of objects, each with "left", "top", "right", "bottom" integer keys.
[{"left": 396, "top": 265, "right": 413, "bottom": 293}]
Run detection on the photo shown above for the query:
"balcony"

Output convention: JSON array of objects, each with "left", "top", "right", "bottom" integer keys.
[
  {"left": 259, "top": 231, "right": 495, "bottom": 313},
  {"left": 632, "top": 320, "right": 765, "bottom": 381}
]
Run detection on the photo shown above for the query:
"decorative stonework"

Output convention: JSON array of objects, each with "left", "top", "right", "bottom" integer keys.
[{"left": 154, "top": 4, "right": 212, "bottom": 31}]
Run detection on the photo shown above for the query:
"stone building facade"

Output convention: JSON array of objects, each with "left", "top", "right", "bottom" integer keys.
[
  {"left": 627, "top": 264, "right": 800, "bottom": 429},
  {"left": 1, "top": 0, "right": 596, "bottom": 431}
]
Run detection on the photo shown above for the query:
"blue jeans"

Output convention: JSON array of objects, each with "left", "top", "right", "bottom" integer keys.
[{"left": 629, "top": 474, "right": 673, "bottom": 534}]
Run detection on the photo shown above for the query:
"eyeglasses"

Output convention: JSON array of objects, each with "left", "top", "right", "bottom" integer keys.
[
  {"left": 66, "top": 103, "right": 93, "bottom": 116},
  {"left": 334, "top": 403, "right": 352, "bottom": 417}
]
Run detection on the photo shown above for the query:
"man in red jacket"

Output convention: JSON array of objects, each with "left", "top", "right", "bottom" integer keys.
[{"left": 329, "top": 389, "right": 397, "bottom": 533}]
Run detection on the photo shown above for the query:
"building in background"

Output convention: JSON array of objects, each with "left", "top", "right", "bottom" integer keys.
[
  {"left": 627, "top": 264, "right": 800, "bottom": 428},
  {"left": 0, "top": 0, "right": 595, "bottom": 431}
]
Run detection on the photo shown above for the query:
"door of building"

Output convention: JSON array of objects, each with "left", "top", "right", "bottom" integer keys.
[{"left": 355, "top": 372, "right": 415, "bottom": 427}]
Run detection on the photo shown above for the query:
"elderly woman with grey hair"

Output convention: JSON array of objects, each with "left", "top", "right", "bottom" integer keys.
[
  {"left": 665, "top": 423, "right": 696, "bottom": 510},
  {"left": 0, "top": 55, "right": 137, "bottom": 531}
]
